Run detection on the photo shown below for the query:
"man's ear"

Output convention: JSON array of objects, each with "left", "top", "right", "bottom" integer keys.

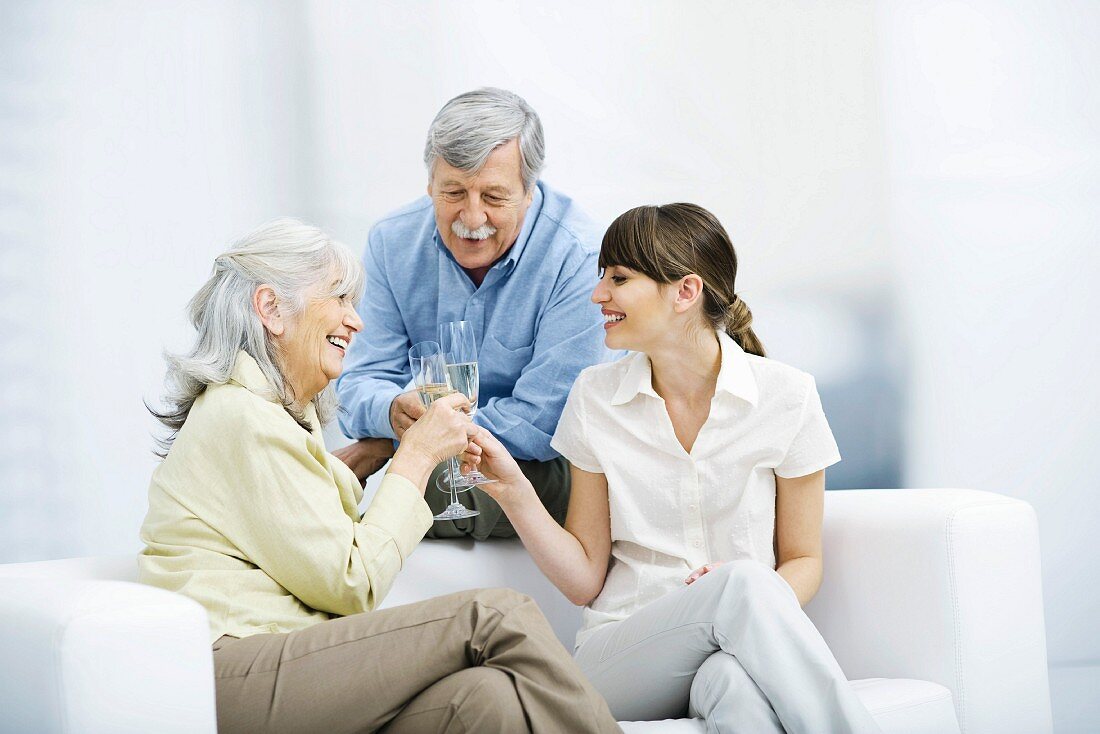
[
  {"left": 253, "top": 285, "right": 284, "bottom": 336},
  {"left": 672, "top": 274, "right": 705, "bottom": 314}
]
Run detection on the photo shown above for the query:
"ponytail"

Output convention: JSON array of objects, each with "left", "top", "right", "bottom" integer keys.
[{"left": 724, "top": 295, "right": 766, "bottom": 357}]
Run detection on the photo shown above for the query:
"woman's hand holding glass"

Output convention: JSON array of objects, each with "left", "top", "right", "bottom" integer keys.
[
  {"left": 399, "top": 393, "right": 475, "bottom": 462},
  {"left": 388, "top": 392, "right": 477, "bottom": 493},
  {"left": 460, "top": 426, "right": 535, "bottom": 510},
  {"left": 409, "top": 341, "right": 482, "bottom": 521}
]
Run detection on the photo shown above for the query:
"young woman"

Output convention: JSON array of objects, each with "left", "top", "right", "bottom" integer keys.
[{"left": 468, "top": 204, "right": 881, "bottom": 733}]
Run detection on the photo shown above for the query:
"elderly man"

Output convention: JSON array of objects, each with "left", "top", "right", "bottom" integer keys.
[{"left": 334, "top": 88, "right": 610, "bottom": 539}]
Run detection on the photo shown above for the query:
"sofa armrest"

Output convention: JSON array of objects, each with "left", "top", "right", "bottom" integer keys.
[
  {"left": 806, "top": 488, "right": 1052, "bottom": 734},
  {"left": 0, "top": 578, "right": 216, "bottom": 734}
]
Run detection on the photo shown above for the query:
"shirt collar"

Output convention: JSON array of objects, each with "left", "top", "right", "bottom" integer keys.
[
  {"left": 229, "top": 350, "right": 271, "bottom": 395},
  {"left": 431, "top": 182, "right": 545, "bottom": 276},
  {"left": 228, "top": 350, "right": 320, "bottom": 426},
  {"left": 714, "top": 331, "right": 759, "bottom": 406},
  {"left": 610, "top": 351, "right": 660, "bottom": 405},
  {"left": 609, "top": 332, "right": 758, "bottom": 407}
]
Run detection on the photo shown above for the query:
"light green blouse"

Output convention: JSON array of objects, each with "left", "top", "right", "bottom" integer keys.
[{"left": 139, "top": 351, "right": 433, "bottom": 643}]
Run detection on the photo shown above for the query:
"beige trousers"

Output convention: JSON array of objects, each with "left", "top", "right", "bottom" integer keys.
[{"left": 212, "top": 587, "right": 620, "bottom": 734}]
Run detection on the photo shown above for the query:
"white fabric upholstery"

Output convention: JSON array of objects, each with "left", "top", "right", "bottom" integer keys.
[
  {"left": 805, "top": 489, "right": 1052, "bottom": 734},
  {"left": 0, "top": 575, "right": 215, "bottom": 734},
  {"left": 0, "top": 488, "right": 1051, "bottom": 733}
]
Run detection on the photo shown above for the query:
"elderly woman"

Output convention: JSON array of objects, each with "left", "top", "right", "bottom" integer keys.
[{"left": 139, "top": 219, "right": 619, "bottom": 734}]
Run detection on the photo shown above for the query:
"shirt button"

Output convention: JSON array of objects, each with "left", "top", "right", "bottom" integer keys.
[
  {"left": 688, "top": 504, "right": 697, "bottom": 511},
  {"left": 693, "top": 540, "right": 702, "bottom": 548}
]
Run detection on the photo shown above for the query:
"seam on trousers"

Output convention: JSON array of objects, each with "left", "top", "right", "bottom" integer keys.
[
  {"left": 593, "top": 621, "right": 714, "bottom": 666},
  {"left": 384, "top": 704, "right": 464, "bottom": 734},
  {"left": 217, "top": 600, "right": 520, "bottom": 677}
]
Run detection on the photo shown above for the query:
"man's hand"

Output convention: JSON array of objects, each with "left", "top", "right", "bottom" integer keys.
[
  {"left": 332, "top": 438, "right": 396, "bottom": 486},
  {"left": 389, "top": 391, "right": 426, "bottom": 440}
]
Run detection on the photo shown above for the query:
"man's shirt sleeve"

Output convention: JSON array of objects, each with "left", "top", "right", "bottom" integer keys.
[
  {"left": 475, "top": 249, "right": 608, "bottom": 461},
  {"left": 336, "top": 226, "right": 409, "bottom": 440}
]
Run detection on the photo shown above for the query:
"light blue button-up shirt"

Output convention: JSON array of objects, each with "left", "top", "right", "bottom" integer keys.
[{"left": 336, "top": 181, "right": 612, "bottom": 461}]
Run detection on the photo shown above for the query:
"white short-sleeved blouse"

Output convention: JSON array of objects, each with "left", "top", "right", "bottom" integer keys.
[{"left": 551, "top": 331, "right": 840, "bottom": 648}]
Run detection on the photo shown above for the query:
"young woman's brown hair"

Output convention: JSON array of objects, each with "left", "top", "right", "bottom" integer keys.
[{"left": 599, "top": 203, "right": 766, "bottom": 357}]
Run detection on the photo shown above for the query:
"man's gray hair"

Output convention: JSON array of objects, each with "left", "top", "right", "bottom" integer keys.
[
  {"left": 150, "top": 218, "right": 365, "bottom": 455},
  {"left": 423, "top": 87, "right": 545, "bottom": 191}
]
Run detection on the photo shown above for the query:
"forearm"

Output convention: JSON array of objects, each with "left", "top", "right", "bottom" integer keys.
[
  {"left": 385, "top": 446, "right": 437, "bottom": 495},
  {"left": 336, "top": 373, "right": 403, "bottom": 440},
  {"left": 475, "top": 404, "right": 554, "bottom": 461},
  {"left": 499, "top": 482, "right": 606, "bottom": 606},
  {"left": 775, "top": 555, "right": 823, "bottom": 606},
  {"left": 478, "top": 288, "right": 611, "bottom": 462}
]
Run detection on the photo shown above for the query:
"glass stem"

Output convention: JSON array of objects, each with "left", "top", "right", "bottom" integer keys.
[{"left": 448, "top": 456, "right": 461, "bottom": 506}]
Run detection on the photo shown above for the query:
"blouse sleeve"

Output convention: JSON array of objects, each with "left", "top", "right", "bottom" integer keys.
[
  {"left": 194, "top": 404, "right": 432, "bottom": 617},
  {"left": 550, "top": 375, "right": 603, "bottom": 473},
  {"left": 775, "top": 375, "right": 842, "bottom": 479}
]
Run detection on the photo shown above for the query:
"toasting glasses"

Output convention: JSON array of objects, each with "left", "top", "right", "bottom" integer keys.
[
  {"left": 437, "top": 320, "right": 497, "bottom": 492},
  {"left": 408, "top": 341, "right": 480, "bottom": 521}
]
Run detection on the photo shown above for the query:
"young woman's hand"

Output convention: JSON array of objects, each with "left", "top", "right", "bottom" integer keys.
[
  {"left": 685, "top": 562, "right": 726, "bottom": 585},
  {"left": 462, "top": 426, "right": 534, "bottom": 507}
]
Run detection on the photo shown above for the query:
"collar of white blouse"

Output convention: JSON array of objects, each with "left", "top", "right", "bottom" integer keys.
[{"left": 609, "top": 331, "right": 759, "bottom": 407}]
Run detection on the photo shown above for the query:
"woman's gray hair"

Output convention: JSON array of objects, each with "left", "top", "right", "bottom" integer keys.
[
  {"left": 150, "top": 218, "right": 365, "bottom": 456},
  {"left": 423, "top": 87, "right": 545, "bottom": 191}
]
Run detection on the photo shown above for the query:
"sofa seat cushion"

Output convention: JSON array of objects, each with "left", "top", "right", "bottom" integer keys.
[{"left": 854, "top": 677, "right": 959, "bottom": 734}]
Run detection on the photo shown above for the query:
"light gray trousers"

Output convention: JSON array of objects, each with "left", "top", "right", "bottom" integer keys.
[{"left": 574, "top": 560, "right": 881, "bottom": 734}]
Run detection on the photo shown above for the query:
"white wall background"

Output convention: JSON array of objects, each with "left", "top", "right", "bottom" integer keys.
[
  {"left": 875, "top": 4, "right": 1100, "bottom": 729},
  {"left": 1, "top": 2, "right": 1096, "bottom": 730}
]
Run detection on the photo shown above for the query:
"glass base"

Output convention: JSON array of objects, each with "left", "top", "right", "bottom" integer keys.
[
  {"left": 435, "top": 468, "right": 498, "bottom": 493},
  {"left": 433, "top": 503, "right": 480, "bottom": 521}
]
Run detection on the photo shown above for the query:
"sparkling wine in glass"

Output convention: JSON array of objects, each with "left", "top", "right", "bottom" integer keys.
[
  {"left": 438, "top": 320, "right": 496, "bottom": 491},
  {"left": 408, "top": 341, "right": 479, "bottom": 521}
]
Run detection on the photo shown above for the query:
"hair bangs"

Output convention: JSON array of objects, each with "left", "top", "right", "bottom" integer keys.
[
  {"left": 598, "top": 205, "right": 674, "bottom": 283},
  {"left": 324, "top": 241, "right": 366, "bottom": 306}
]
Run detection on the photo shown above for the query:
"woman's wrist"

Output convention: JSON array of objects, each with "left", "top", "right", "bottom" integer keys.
[
  {"left": 496, "top": 476, "right": 539, "bottom": 514},
  {"left": 387, "top": 445, "right": 439, "bottom": 494}
]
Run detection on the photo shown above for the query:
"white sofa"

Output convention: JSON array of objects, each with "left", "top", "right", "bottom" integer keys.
[{"left": 0, "top": 488, "right": 1052, "bottom": 733}]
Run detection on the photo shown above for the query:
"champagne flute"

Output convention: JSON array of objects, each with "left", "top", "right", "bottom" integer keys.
[
  {"left": 437, "top": 321, "right": 497, "bottom": 491},
  {"left": 408, "top": 341, "right": 479, "bottom": 521}
]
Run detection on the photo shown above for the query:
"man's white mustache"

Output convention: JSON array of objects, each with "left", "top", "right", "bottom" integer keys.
[{"left": 452, "top": 221, "right": 497, "bottom": 240}]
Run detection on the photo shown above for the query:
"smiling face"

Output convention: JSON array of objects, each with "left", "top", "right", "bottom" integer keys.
[
  {"left": 275, "top": 281, "right": 364, "bottom": 405},
  {"left": 428, "top": 138, "right": 534, "bottom": 282},
  {"left": 590, "top": 265, "right": 680, "bottom": 353}
]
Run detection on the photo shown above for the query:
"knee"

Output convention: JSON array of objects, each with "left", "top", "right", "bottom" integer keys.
[
  {"left": 705, "top": 560, "right": 797, "bottom": 611},
  {"left": 465, "top": 587, "right": 550, "bottom": 630},
  {"left": 468, "top": 586, "right": 533, "bottom": 613},
  {"left": 715, "top": 560, "right": 783, "bottom": 593}
]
